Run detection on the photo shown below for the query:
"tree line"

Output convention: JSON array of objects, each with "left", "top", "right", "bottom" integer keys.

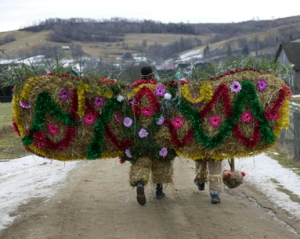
[{"left": 20, "top": 17, "right": 300, "bottom": 44}]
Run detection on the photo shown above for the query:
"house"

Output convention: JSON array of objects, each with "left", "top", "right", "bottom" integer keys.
[
  {"left": 274, "top": 42, "right": 300, "bottom": 94},
  {"left": 122, "top": 52, "right": 132, "bottom": 59},
  {"left": 62, "top": 46, "right": 70, "bottom": 50}
]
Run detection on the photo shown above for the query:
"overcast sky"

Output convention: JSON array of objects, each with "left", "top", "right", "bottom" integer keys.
[{"left": 1, "top": 0, "right": 300, "bottom": 32}]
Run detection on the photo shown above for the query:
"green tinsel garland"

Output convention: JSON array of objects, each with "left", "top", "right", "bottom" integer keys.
[
  {"left": 178, "top": 80, "right": 276, "bottom": 149},
  {"left": 86, "top": 98, "right": 118, "bottom": 159},
  {"left": 22, "top": 91, "right": 79, "bottom": 146}
]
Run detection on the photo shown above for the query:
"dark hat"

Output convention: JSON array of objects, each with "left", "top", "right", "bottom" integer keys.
[{"left": 140, "top": 66, "right": 154, "bottom": 79}]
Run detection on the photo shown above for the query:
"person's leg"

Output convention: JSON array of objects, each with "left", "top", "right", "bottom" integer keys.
[
  {"left": 193, "top": 159, "right": 208, "bottom": 191},
  {"left": 129, "top": 156, "right": 152, "bottom": 205},
  {"left": 207, "top": 159, "right": 222, "bottom": 204},
  {"left": 152, "top": 159, "right": 173, "bottom": 199}
]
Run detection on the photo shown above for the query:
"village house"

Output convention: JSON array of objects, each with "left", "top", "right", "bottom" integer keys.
[{"left": 274, "top": 42, "right": 300, "bottom": 94}]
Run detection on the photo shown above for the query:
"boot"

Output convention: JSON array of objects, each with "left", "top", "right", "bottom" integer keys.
[
  {"left": 156, "top": 184, "right": 165, "bottom": 199},
  {"left": 210, "top": 191, "right": 220, "bottom": 204},
  {"left": 136, "top": 181, "right": 146, "bottom": 205},
  {"left": 194, "top": 181, "right": 205, "bottom": 191}
]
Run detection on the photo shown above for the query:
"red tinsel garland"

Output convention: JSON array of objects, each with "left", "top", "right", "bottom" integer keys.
[
  {"left": 33, "top": 89, "right": 79, "bottom": 151},
  {"left": 131, "top": 79, "right": 157, "bottom": 88},
  {"left": 164, "top": 118, "right": 194, "bottom": 148},
  {"left": 85, "top": 97, "right": 100, "bottom": 120},
  {"left": 33, "top": 126, "right": 77, "bottom": 151},
  {"left": 133, "top": 86, "right": 160, "bottom": 118},
  {"left": 264, "top": 88, "right": 286, "bottom": 120},
  {"left": 233, "top": 119, "right": 260, "bottom": 148},
  {"left": 104, "top": 125, "right": 132, "bottom": 150},
  {"left": 12, "top": 120, "right": 20, "bottom": 136},
  {"left": 200, "top": 83, "right": 232, "bottom": 118}
]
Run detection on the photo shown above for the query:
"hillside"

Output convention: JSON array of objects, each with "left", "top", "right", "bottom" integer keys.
[{"left": 1, "top": 16, "right": 300, "bottom": 65}]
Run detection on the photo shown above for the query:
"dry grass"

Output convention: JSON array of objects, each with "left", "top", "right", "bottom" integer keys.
[
  {"left": 0, "top": 103, "right": 30, "bottom": 159},
  {"left": 270, "top": 178, "right": 300, "bottom": 203},
  {"left": 0, "top": 30, "right": 51, "bottom": 59},
  {"left": 266, "top": 146, "right": 300, "bottom": 177},
  {"left": 0, "top": 30, "right": 212, "bottom": 60},
  {"left": 0, "top": 102, "right": 12, "bottom": 129},
  {"left": 0, "top": 26, "right": 292, "bottom": 61}
]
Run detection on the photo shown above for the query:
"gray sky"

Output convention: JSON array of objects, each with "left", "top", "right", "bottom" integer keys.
[{"left": 1, "top": 0, "right": 300, "bottom": 32}]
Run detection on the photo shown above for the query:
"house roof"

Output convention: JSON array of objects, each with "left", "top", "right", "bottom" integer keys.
[{"left": 275, "top": 42, "right": 300, "bottom": 71}]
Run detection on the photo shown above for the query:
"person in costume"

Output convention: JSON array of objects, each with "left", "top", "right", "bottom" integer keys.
[
  {"left": 194, "top": 159, "right": 222, "bottom": 204},
  {"left": 129, "top": 66, "right": 174, "bottom": 206}
]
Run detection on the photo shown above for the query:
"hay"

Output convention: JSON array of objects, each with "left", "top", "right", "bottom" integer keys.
[{"left": 12, "top": 70, "right": 290, "bottom": 161}]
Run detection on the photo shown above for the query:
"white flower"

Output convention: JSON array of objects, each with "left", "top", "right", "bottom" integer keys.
[
  {"left": 117, "top": 95, "right": 124, "bottom": 102},
  {"left": 164, "top": 93, "right": 172, "bottom": 100}
]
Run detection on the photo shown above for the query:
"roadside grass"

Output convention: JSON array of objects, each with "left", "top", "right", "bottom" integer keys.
[
  {"left": 0, "top": 124, "right": 29, "bottom": 160},
  {"left": 266, "top": 146, "right": 300, "bottom": 177},
  {"left": 0, "top": 103, "right": 30, "bottom": 160},
  {"left": 270, "top": 178, "right": 300, "bottom": 204},
  {"left": 0, "top": 102, "right": 13, "bottom": 129}
]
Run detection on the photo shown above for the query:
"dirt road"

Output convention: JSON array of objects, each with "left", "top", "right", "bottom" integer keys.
[{"left": 1, "top": 157, "right": 300, "bottom": 239}]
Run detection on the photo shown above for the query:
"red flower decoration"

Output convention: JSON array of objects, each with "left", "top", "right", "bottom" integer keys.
[
  {"left": 172, "top": 117, "right": 184, "bottom": 129},
  {"left": 142, "top": 106, "right": 154, "bottom": 116},
  {"left": 210, "top": 115, "right": 221, "bottom": 127},
  {"left": 48, "top": 124, "right": 60, "bottom": 135},
  {"left": 241, "top": 112, "right": 253, "bottom": 123},
  {"left": 115, "top": 112, "right": 122, "bottom": 122},
  {"left": 84, "top": 113, "right": 96, "bottom": 125}
]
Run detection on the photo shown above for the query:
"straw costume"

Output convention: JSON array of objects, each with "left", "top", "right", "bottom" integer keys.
[
  {"left": 12, "top": 66, "right": 291, "bottom": 205},
  {"left": 129, "top": 67, "right": 174, "bottom": 205}
]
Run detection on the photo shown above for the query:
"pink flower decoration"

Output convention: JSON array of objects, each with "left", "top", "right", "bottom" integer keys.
[
  {"left": 172, "top": 117, "right": 183, "bottom": 129},
  {"left": 48, "top": 124, "right": 59, "bottom": 135},
  {"left": 142, "top": 106, "right": 154, "bottom": 116},
  {"left": 241, "top": 111, "right": 253, "bottom": 123},
  {"left": 125, "top": 149, "right": 132, "bottom": 158},
  {"left": 156, "top": 116, "right": 165, "bottom": 125},
  {"left": 84, "top": 113, "right": 96, "bottom": 125},
  {"left": 115, "top": 112, "right": 122, "bottom": 122},
  {"left": 59, "top": 88, "right": 69, "bottom": 100},
  {"left": 159, "top": 147, "right": 168, "bottom": 157},
  {"left": 230, "top": 81, "right": 242, "bottom": 93},
  {"left": 155, "top": 85, "right": 166, "bottom": 97},
  {"left": 257, "top": 79, "right": 268, "bottom": 91},
  {"left": 138, "top": 128, "right": 149, "bottom": 138},
  {"left": 123, "top": 117, "right": 133, "bottom": 127},
  {"left": 19, "top": 101, "right": 31, "bottom": 108},
  {"left": 94, "top": 96, "right": 105, "bottom": 108},
  {"left": 210, "top": 115, "right": 221, "bottom": 127}
]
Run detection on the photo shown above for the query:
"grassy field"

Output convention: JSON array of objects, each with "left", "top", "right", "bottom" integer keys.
[
  {"left": 0, "top": 30, "right": 211, "bottom": 61},
  {"left": 0, "top": 102, "right": 30, "bottom": 160}
]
